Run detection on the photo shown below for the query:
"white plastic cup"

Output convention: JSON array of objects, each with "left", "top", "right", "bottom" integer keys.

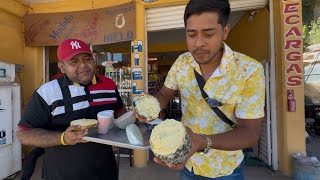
[
  {"left": 105, "top": 110, "right": 114, "bottom": 129},
  {"left": 97, "top": 110, "right": 114, "bottom": 134}
]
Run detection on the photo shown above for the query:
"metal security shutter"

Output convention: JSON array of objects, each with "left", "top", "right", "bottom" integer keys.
[
  {"left": 146, "top": 5, "right": 185, "bottom": 32},
  {"left": 258, "top": 61, "right": 272, "bottom": 166},
  {"left": 146, "top": 0, "right": 268, "bottom": 31}
]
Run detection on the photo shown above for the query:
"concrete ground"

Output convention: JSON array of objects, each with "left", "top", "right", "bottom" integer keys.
[
  {"left": 10, "top": 155, "right": 292, "bottom": 180},
  {"left": 306, "top": 132, "right": 320, "bottom": 159}
]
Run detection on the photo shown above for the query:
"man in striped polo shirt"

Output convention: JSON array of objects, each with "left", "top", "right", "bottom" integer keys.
[{"left": 17, "top": 38, "right": 126, "bottom": 180}]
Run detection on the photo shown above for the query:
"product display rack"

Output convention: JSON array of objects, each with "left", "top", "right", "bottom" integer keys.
[
  {"left": 147, "top": 59, "right": 162, "bottom": 95},
  {"left": 105, "top": 68, "right": 133, "bottom": 111}
]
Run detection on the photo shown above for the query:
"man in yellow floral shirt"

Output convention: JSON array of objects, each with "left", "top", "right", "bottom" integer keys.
[{"left": 138, "top": 0, "right": 265, "bottom": 179}]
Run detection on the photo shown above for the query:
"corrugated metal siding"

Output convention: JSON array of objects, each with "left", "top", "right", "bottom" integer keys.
[
  {"left": 230, "top": 0, "right": 269, "bottom": 11},
  {"left": 259, "top": 119, "right": 271, "bottom": 165},
  {"left": 258, "top": 61, "right": 272, "bottom": 166},
  {"left": 146, "top": 0, "right": 268, "bottom": 31},
  {"left": 146, "top": 5, "right": 186, "bottom": 32}
]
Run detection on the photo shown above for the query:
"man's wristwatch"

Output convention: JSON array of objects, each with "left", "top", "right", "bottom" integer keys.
[{"left": 199, "top": 134, "right": 212, "bottom": 154}]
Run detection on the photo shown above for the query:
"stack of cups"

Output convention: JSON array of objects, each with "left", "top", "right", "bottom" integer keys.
[{"left": 97, "top": 110, "right": 114, "bottom": 134}]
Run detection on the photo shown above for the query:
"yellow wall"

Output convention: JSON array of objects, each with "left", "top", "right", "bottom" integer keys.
[
  {"left": 273, "top": 0, "right": 305, "bottom": 176},
  {"left": 23, "top": 46, "right": 44, "bottom": 102},
  {"left": 149, "top": 42, "right": 187, "bottom": 53},
  {"left": 0, "top": 1, "right": 24, "bottom": 64},
  {"left": 30, "top": 0, "right": 133, "bottom": 13},
  {"left": 0, "top": 0, "right": 43, "bottom": 107},
  {"left": 131, "top": 3, "right": 149, "bottom": 168},
  {"left": 227, "top": 8, "right": 270, "bottom": 61},
  {"left": 29, "top": 0, "right": 188, "bottom": 12},
  {"left": 139, "top": 0, "right": 188, "bottom": 8}
]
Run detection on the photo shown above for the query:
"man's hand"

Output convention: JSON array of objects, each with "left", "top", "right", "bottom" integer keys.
[
  {"left": 134, "top": 110, "right": 155, "bottom": 123},
  {"left": 134, "top": 92, "right": 156, "bottom": 123},
  {"left": 63, "top": 126, "right": 89, "bottom": 145},
  {"left": 153, "top": 126, "right": 206, "bottom": 170}
]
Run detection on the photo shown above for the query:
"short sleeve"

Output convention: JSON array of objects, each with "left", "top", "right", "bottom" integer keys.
[
  {"left": 235, "top": 65, "right": 265, "bottom": 119},
  {"left": 18, "top": 91, "right": 51, "bottom": 129},
  {"left": 164, "top": 57, "right": 181, "bottom": 90}
]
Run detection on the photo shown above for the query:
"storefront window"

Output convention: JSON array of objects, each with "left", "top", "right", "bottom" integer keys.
[
  {"left": 93, "top": 42, "right": 132, "bottom": 111},
  {"left": 147, "top": 51, "right": 184, "bottom": 121}
]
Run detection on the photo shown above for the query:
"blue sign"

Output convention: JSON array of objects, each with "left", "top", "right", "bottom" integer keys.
[
  {"left": 134, "top": 54, "right": 140, "bottom": 66},
  {"left": 113, "top": 53, "right": 122, "bottom": 62},
  {"left": 132, "top": 68, "right": 142, "bottom": 80},
  {"left": 132, "top": 83, "right": 143, "bottom": 95},
  {"left": 131, "top": 40, "right": 143, "bottom": 53}
]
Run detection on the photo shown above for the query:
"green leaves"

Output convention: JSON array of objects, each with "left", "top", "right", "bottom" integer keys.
[{"left": 303, "top": 17, "right": 320, "bottom": 50}]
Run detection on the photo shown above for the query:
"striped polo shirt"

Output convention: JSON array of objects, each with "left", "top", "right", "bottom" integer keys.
[
  {"left": 19, "top": 75, "right": 123, "bottom": 131},
  {"left": 18, "top": 75, "right": 123, "bottom": 180}
]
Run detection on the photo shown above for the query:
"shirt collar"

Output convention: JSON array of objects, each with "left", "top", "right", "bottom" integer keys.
[
  {"left": 219, "top": 43, "right": 236, "bottom": 75},
  {"left": 59, "top": 75, "right": 99, "bottom": 87},
  {"left": 210, "top": 67, "right": 222, "bottom": 78},
  {"left": 189, "top": 43, "right": 237, "bottom": 77}
]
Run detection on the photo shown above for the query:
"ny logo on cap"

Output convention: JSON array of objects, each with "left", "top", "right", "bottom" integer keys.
[{"left": 70, "top": 41, "right": 81, "bottom": 49}]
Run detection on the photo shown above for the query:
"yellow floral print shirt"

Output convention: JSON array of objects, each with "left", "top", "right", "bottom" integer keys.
[{"left": 164, "top": 43, "right": 265, "bottom": 178}]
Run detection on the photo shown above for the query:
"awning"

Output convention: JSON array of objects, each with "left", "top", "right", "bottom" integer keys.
[{"left": 146, "top": 0, "right": 268, "bottom": 31}]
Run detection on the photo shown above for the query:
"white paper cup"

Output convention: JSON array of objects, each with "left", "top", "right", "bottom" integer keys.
[{"left": 97, "top": 110, "right": 114, "bottom": 134}]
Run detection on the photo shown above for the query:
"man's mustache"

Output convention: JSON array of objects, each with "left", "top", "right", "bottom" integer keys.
[{"left": 193, "top": 49, "right": 209, "bottom": 54}]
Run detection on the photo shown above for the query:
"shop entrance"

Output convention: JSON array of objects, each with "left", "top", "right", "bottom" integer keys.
[{"left": 146, "top": 29, "right": 187, "bottom": 121}]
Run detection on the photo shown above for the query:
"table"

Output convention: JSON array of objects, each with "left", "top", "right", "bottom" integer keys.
[{"left": 83, "top": 124, "right": 151, "bottom": 176}]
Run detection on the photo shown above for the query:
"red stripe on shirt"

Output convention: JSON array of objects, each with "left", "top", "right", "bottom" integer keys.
[
  {"left": 88, "top": 75, "right": 116, "bottom": 91},
  {"left": 89, "top": 100, "right": 117, "bottom": 106},
  {"left": 17, "top": 126, "right": 32, "bottom": 131}
]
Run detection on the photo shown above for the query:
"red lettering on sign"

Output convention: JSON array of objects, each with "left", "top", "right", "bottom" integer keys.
[
  {"left": 285, "top": 39, "right": 301, "bottom": 49},
  {"left": 284, "top": 3, "right": 299, "bottom": 13},
  {"left": 286, "top": 64, "right": 302, "bottom": 74},
  {"left": 25, "top": 19, "right": 49, "bottom": 42},
  {"left": 285, "top": 27, "right": 301, "bottom": 37},
  {"left": 287, "top": 76, "right": 302, "bottom": 86},
  {"left": 283, "top": 1, "right": 303, "bottom": 87},
  {"left": 285, "top": 15, "right": 300, "bottom": 25},
  {"left": 82, "top": 13, "right": 99, "bottom": 42},
  {"left": 286, "top": 52, "right": 301, "bottom": 61}
]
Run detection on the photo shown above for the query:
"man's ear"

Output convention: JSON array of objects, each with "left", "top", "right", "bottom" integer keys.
[
  {"left": 58, "top": 62, "right": 66, "bottom": 73},
  {"left": 223, "top": 24, "right": 230, "bottom": 41}
]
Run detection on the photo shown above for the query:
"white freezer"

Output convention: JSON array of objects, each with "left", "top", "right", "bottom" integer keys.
[{"left": 0, "top": 84, "right": 21, "bottom": 179}]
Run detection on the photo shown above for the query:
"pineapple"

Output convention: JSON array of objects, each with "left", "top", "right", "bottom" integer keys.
[
  {"left": 135, "top": 94, "right": 161, "bottom": 120},
  {"left": 150, "top": 119, "right": 191, "bottom": 164}
]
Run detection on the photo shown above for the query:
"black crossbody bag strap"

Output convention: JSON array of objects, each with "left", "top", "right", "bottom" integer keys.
[{"left": 194, "top": 69, "right": 237, "bottom": 128}]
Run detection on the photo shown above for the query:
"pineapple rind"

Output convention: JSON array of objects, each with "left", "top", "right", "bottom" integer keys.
[{"left": 154, "top": 133, "right": 191, "bottom": 164}]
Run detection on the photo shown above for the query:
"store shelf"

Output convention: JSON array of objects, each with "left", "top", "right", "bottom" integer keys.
[{"left": 118, "top": 89, "right": 132, "bottom": 93}]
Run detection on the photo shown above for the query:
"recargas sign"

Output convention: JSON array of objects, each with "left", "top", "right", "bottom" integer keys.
[{"left": 283, "top": 1, "right": 303, "bottom": 87}]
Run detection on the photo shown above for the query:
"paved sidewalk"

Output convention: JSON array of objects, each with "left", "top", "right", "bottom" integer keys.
[{"left": 11, "top": 156, "right": 292, "bottom": 180}]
